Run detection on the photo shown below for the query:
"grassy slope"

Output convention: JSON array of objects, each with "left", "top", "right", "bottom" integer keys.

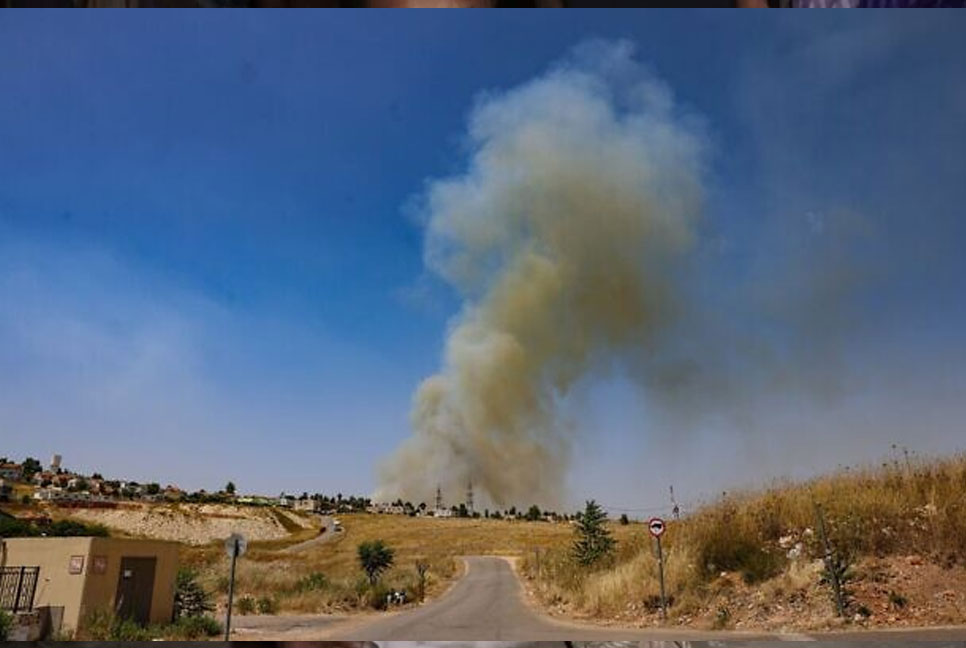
[{"left": 520, "top": 454, "right": 966, "bottom": 631}]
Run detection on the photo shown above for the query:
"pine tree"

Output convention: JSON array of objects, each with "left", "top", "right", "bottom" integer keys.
[
  {"left": 572, "top": 500, "right": 616, "bottom": 567},
  {"left": 173, "top": 568, "right": 214, "bottom": 618}
]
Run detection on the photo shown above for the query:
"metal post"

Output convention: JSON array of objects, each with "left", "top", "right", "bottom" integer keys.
[
  {"left": 224, "top": 538, "right": 238, "bottom": 641},
  {"left": 655, "top": 536, "right": 667, "bottom": 621},
  {"left": 814, "top": 503, "right": 846, "bottom": 618}
]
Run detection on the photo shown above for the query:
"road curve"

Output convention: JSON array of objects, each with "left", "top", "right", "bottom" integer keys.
[
  {"left": 236, "top": 555, "right": 966, "bottom": 645},
  {"left": 331, "top": 556, "right": 755, "bottom": 641}
]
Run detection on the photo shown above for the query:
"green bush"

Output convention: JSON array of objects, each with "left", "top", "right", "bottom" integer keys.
[
  {"left": 0, "top": 517, "right": 37, "bottom": 538},
  {"left": 0, "top": 517, "right": 110, "bottom": 539},
  {"left": 78, "top": 608, "right": 154, "bottom": 641},
  {"left": 46, "top": 519, "right": 110, "bottom": 537},
  {"left": 0, "top": 609, "right": 12, "bottom": 641},
  {"left": 236, "top": 595, "right": 256, "bottom": 615},
  {"left": 167, "top": 614, "right": 222, "bottom": 639},
  {"left": 256, "top": 596, "right": 278, "bottom": 614},
  {"left": 293, "top": 571, "right": 328, "bottom": 593}
]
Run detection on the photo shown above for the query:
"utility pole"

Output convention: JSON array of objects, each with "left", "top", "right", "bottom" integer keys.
[
  {"left": 669, "top": 485, "right": 680, "bottom": 520},
  {"left": 466, "top": 479, "right": 474, "bottom": 516},
  {"left": 223, "top": 533, "right": 247, "bottom": 640},
  {"left": 435, "top": 484, "right": 443, "bottom": 512}
]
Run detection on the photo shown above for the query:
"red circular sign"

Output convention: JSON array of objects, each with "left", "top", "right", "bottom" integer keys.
[{"left": 648, "top": 517, "right": 666, "bottom": 538}]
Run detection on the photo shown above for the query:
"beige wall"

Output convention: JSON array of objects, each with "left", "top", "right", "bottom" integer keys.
[
  {"left": 84, "top": 537, "right": 179, "bottom": 626},
  {"left": 1, "top": 537, "right": 179, "bottom": 632},
  {"left": 2, "top": 537, "right": 93, "bottom": 631}
]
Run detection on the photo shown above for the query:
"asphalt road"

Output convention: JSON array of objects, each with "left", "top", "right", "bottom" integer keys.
[
  {"left": 235, "top": 555, "right": 966, "bottom": 645},
  {"left": 330, "top": 557, "right": 761, "bottom": 642}
]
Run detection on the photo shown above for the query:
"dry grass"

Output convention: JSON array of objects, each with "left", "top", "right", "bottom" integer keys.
[
  {"left": 522, "top": 453, "right": 966, "bottom": 625},
  {"left": 181, "top": 513, "right": 617, "bottom": 614}
]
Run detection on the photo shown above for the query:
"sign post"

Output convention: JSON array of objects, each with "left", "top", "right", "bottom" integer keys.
[
  {"left": 648, "top": 517, "right": 667, "bottom": 621},
  {"left": 223, "top": 532, "right": 247, "bottom": 641}
]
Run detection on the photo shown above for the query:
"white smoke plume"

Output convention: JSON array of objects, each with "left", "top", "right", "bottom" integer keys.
[{"left": 377, "top": 41, "right": 708, "bottom": 509}]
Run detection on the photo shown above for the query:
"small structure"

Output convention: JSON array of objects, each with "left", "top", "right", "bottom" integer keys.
[
  {"left": 293, "top": 498, "right": 321, "bottom": 513},
  {"left": 1, "top": 536, "right": 179, "bottom": 635},
  {"left": 0, "top": 463, "right": 23, "bottom": 481},
  {"left": 162, "top": 485, "right": 184, "bottom": 502}
]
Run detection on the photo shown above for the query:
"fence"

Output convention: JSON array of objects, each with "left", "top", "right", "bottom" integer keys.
[{"left": 0, "top": 566, "right": 40, "bottom": 613}]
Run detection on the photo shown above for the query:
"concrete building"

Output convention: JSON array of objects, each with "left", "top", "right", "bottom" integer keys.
[
  {"left": 0, "top": 537, "right": 179, "bottom": 634},
  {"left": 293, "top": 498, "right": 321, "bottom": 513}
]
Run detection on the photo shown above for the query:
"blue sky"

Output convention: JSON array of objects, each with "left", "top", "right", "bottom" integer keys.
[{"left": 1, "top": 13, "right": 964, "bottom": 511}]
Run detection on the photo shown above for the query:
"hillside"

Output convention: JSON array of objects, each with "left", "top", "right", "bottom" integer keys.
[
  {"left": 520, "top": 453, "right": 966, "bottom": 631},
  {"left": 62, "top": 502, "right": 317, "bottom": 545}
]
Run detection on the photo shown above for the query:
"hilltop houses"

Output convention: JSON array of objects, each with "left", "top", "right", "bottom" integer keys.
[{"left": 0, "top": 462, "right": 23, "bottom": 481}]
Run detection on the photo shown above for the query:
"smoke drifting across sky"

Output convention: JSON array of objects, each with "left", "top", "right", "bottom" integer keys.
[
  {"left": 377, "top": 37, "right": 961, "bottom": 510},
  {"left": 378, "top": 41, "right": 710, "bottom": 508}
]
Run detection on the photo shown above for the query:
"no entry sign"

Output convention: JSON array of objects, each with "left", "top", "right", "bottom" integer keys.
[{"left": 648, "top": 517, "right": 666, "bottom": 538}]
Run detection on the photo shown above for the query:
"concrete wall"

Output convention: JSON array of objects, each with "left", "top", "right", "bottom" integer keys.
[{"left": 1, "top": 536, "right": 179, "bottom": 633}]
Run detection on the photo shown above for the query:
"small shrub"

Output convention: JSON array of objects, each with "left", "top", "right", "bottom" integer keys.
[
  {"left": 713, "top": 606, "right": 732, "bottom": 629},
  {"left": 78, "top": 609, "right": 154, "bottom": 641},
  {"left": 45, "top": 520, "right": 109, "bottom": 537},
  {"left": 168, "top": 615, "right": 222, "bottom": 639},
  {"left": 0, "top": 609, "right": 12, "bottom": 641},
  {"left": 236, "top": 595, "right": 256, "bottom": 615},
  {"left": 819, "top": 548, "right": 855, "bottom": 615},
  {"left": 293, "top": 571, "right": 328, "bottom": 593},
  {"left": 888, "top": 590, "right": 908, "bottom": 610},
  {"left": 0, "top": 517, "right": 38, "bottom": 538},
  {"left": 256, "top": 596, "right": 278, "bottom": 614},
  {"left": 366, "top": 582, "right": 392, "bottom": 610}
]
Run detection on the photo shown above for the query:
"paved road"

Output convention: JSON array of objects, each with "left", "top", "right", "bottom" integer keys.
[
  {"left": 236, "top": 555, "right": 966, "bottom": 645},
  {"left": 279, "top": 517, "right": 344, "bottom": 554},
  {"left": 329, "top": 557, "right": 761, "bottom": 642}
]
